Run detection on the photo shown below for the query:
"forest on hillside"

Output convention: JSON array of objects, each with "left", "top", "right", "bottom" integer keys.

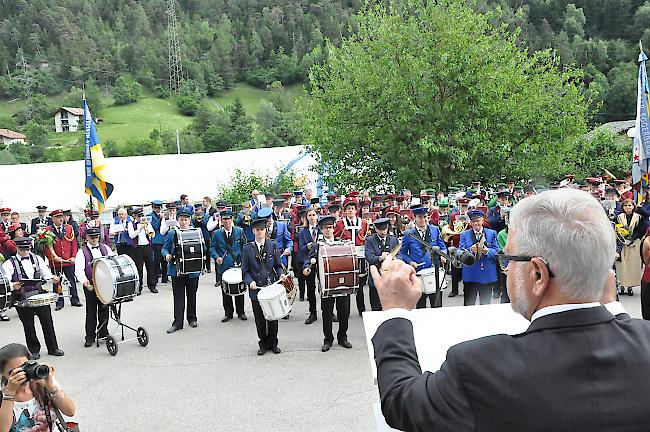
[{"left": 1, "top": 0, "right": 649, "bottom": 121}]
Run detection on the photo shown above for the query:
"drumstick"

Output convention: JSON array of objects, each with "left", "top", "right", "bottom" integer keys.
[
  {"left": 415, "top": 262, "right": 426, "bottom": 267},
  {"left": 387, "top": 244, "right": 401, "bottom": 260}
]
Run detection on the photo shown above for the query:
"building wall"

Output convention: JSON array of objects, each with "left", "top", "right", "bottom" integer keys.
[
  {"left": 54, "top": 111, "right": 80, "bottom": 133},
  {"left": 1, "top": 136, "right": 26, "bottom": 146}
]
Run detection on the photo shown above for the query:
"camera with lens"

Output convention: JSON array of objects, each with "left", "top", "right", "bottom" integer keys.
[{"left": 21, "top": 361, "right": 49, "bottom": 381}]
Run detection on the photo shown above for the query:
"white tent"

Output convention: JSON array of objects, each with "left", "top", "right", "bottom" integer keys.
[{"left": 0, "top": 146, "right": 317, "bottom": 213}]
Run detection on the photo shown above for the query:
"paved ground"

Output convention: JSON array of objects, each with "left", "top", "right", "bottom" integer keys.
[{"left": 0, "top": 276, "right": 643, "bottom": 431}]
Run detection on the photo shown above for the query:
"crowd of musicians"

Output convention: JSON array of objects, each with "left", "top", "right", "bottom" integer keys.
[{"left": 2, "top": 173, "right": 650, "bottom": 358}]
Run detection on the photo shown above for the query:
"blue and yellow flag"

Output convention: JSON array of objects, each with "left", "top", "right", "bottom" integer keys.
[
  {"left": 83, "top": 98, "right": 113, "bottom": 212},
  {"left": 633, "top": 44, "right": 650, "bottom": 203}
]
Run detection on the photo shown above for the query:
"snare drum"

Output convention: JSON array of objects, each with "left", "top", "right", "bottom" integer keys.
[
  {"left": 26, "top": 293, "right": 58, "bottom": 308},
  {"left": 93, "top": 255, "right": 139, "bottom": 305},
  {"left": 175, "top": 228, "right": 205, "bottom": 274},
  {"left": 257, "top": 283, "right": 291, "bottom": 320},
  {"left": 317, "top": 242, "right": 359, "bottom": 298},
  {"left": 0, "top": 267, "right": 10, "bottom": 312},
  {"left": 221, "top": 267, "right": 246, "bottom": 296},
  {"left": 416, "top": 267, "right": 447, "bottom": 294}
]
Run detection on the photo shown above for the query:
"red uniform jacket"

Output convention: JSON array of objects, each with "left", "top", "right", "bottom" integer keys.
[
  {"left": 45, "top": 224, "right": 78, "bottom": 268},
  {"left": 334, "top": 218, "right": 369, "bottom": 246}
]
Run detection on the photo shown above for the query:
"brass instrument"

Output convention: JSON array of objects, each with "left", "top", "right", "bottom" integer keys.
[
  {"left": 242, "top": 210, "right": 252, "bottom": 226},
  {"left": 442, "top": 217, "right": 469, "bottom": 243}
]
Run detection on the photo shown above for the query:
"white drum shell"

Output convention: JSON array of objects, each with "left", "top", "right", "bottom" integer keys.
[
  {"left": 93, "top": 255, "right": 139, "bottom": 304},
  {"left": 257, "top": 283, "right": 291, "bottom": 320},
  {"left": 417, "top": 268, "right": 447, "bottom": 294}
]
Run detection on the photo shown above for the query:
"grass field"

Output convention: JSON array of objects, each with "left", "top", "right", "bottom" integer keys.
[{"left": 0, "top": 83, "right": 305, "bottom": 147}]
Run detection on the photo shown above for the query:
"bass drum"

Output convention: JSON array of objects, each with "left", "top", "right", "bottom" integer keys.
[
  {"left": 175, "top": 228, "right": 205, "bottom": 274},
  {"left": 0, "top": 266, "right": 10, "bottom": 312},
  {"left": 317, "top": 242, "right": 359, "bottom": 298},
  {"left": 93, "top": 255, "right": 139, "bottom": 305}
]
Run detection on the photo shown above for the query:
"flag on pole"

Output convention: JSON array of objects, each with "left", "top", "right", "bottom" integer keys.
[
  {"left": 632, "top": 42, "right": 650, "bottom": 203},
  {"left": 83, "top": 98, "right": 113, "bottom": 212}
]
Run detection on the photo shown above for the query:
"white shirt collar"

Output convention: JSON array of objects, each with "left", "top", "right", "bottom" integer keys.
[
  {"left": 530, "top": 302, "right": 601, "bottom": 322},
  {"left": 255, "top": 240, "right": 265, "bottom": 249}
]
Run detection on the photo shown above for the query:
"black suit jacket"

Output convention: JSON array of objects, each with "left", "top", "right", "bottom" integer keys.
[
  {"left": 364, "top": 234, "right": 400, "bottom": 288},
  {"left": 372, "top": 307, "right": 650, "bottom": 432},
  {"left": 241, "top": 239, "right": 283, "bottom": 302}
]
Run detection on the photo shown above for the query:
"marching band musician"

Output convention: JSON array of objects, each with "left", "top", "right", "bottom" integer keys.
[
  {"left": 148, "top": 200, "right": 165, "bottom": 286},
  {"left": 384, "top": 207, "right": 403, "bottom": 240},
  {"left": 80, "top": 210, "right": 111, "bottom": 248},
  {"left": 0, "top": 208, "right": 11, "bottom": 232},
  {"left": 128, "top": 208, "right": 158, "bottom": 294},
  {"left": 263, "top": 208, "right": 293, "bottom": 268},
  {"left": 236, "top": 201, "right": 257, "bottom": 243},
  {"left": 487, "top": 191, "right": 511, "bottom": 299},
  {"left": 298, "top": 207, "right": 321, "bottom": 325},
  {"left": 109, "top": 207, "right": 133, "bottom": 256},
  {"left": 303, "top": 215, "right": 353, "bottom": 352},
  {"left": 29, "top": 205, "right": 52, "bottom": 235},
  {"left": 206, "top": 203, "right": 223, "bottom": 287},
  {"left": 334, "top": 197, "right": 369, "bottom": 315},
  {"left": 241, "top": 216, "right": 285, "bottom": 355},
  {"left": 179, "top": 194, "right": 194, "bottom": 216},
  {"left": 163, "top": 208, "right": 203, "bottom": 334},
  {"left": 74, "top": 227, "right": 114, "bottom": 347},
  {"left": 400, "top": 207, "right": 447, "bottom": 309},
  {"left": 459, "top": 210, "right": 499, "bottom": 306},
  {"left": 3, "top": 237, "right": 63, "bottom": 359},
  {"left": 211, "top": 210, "right": 247, "bottom": 322},
  {"left": 326, "top": 202, "right": 341, "bottom": 219},
  {"left": 159, "top": 202, "right": 178, "bottom": 283},
  {"left": 446, "top": 198, "right": 470, "bottom": 298},
  {"left": 45, "top": 209, "right": 81, "bottom": 311},
  {"left": 365, "top": 217, "right": 401, "bottom": 311},
  {"left": 272, "top": 199, "right": 290, "bottom": 221},
  {"left": 62, "top": 210, "right": 80, "bottom": 241}
]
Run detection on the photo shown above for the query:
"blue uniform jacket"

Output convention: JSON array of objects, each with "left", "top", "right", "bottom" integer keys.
[
  {"left": 192, "top": 218, "right": 210, "bottom": 247},
  {"left": 211, "top": 226, "right": 245, "bottom": 275},
  {"left": 161, "top": 230, "right": 201, "bottom": 279},
  {"left": 148, "top": 211, "right": 165, "bottom": 245},
  {"left": 488, "top": 205, "right": 506, "bottom": 233},
  {"left": 459, "top": 228, "right": 499, "bottom": 284},
  {"left": 365, "top": 234, "right": 401, "bottom": 288},
  {"left": 297, "top": 225, "right": 320, "bottom": 266},
  {"left": 269, "top": 220, "right": 293, "bottom": 266},
  {"left": 241, "top": 239, "right": 283, "bottom": 301},
  {"left": 400, "top": 225, "right": 447, "bottom": 270}
]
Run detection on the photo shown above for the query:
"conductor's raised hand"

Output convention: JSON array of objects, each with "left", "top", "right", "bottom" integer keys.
[{"left": 370, "top": 257, "right": 421, "bottom": 311}]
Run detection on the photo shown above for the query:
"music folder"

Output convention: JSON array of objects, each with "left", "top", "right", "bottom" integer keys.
[{"left": 363, "top": 304, "right": 530, "bottom": 431}]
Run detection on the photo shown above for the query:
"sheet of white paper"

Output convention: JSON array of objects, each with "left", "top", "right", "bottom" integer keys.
[{"left": 363, "top": 304, "right": 530, "bottom": 384}]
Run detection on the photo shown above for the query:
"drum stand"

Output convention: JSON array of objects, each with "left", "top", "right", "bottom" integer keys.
[{"left": 97, "top": 300, "right": 149, "bottom": 356}]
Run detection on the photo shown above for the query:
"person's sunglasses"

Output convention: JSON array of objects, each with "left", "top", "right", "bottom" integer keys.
[{"left": 496, "top": 252, "right": 555, "bottom": 277}]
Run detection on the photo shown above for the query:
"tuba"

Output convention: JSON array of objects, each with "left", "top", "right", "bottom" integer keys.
[{"left": 442, "top": 217, "right": 469, "bottom": 243}]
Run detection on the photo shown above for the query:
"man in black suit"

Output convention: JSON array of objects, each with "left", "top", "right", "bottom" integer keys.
[
  {"left": 241, "top": 214, "right": 285, "bottom": 356},
  {"left": 370, "top": 188, "right": 650, "bottom": 432},
  {"left": 30, "top": 205, "right": 53, "bottom": 235},
  {"left": 364, "top": 217, "right": 400, "bottom": 311}
]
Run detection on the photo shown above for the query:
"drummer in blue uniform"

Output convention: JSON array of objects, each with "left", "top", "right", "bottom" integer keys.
[
  {"left": 211, "top": 209, "right": 247, "bottom": 322},
  {"left": 163, "top": 208, "right": 202, "bottom": 334},
  {"left": 459, "top": 209, "right": 499, "bottom": 306},
  {"left": 241, "top": 215, "right": 285, "bottom": 356},
  {"left": 400, "top": 207, "right": 447, "bottom": 308}
]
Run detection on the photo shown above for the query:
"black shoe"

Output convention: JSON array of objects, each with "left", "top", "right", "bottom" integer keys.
[
  {"left": 299, "top": 296, "right": 305, "bottom": 301},
  {"left": 30, "top": 352, "right": 41, "bottom": 360},
  {"left": 222, "top": 316, "right": 232, "bottom": 323},
  {"left": 162, "top": 279, "right": 169, "bottom": 284},
  {"left": 448, "top": 292, "right": 457, "bottom": 298},
  {"left": 492, "top": 291, "right": 500, "bottom": 299},
  {"left": 332, "top": 315, "right": 339, "bottom": 322},
  {"left": 215, "top": 283, "right": 219, "bottom": 287},
  {"left": 166, "top": 326, "right": 180, "bottom": 334},
  {"left": 282, "top": 314, "right": 290, "bottom": 320},
  {"left": 137, "top": 291, "right": 142, "bottom": 296},
  {"left": 257, "top": 348, "right": 266, "bottom": 356},
  {"left": 188, "top": 320, "right": 197, "bottom": 328},
  {"left": 628, "top": 287, "right": 634, "bottom": 296},
  {"left": 305, "top": 314, "right": 317, "bottom": 325},
  {"left": 238, "top": 314, "right": 247, "bottom": 321},
  {"left": 48, "top": 349, "right": 64, "bottom": 356},
  {"left": 71, "top": 302, "right": 83, "bottom": 307},
  {"left": 619, "top": 287, "right": 625, "bottom": 295},
  {"left": 271, "top": 346, "right": 281, "bottom": 354},
  {"left": 0, "top": 314, "right": 9, "bottom": 321},
  {"left": 338, "top": 339, "right": 352, "bottom": 349},
  {"left": 206, "top": 269, "right": 211, "bottom": 273},
  {"left": 55, "top": 304, "right": 63, "bottom": 311},
  {"left": 149, "top": 288, "right": 159, "bottom": 294},
  {"left": 84, "top": 340, "right": 93, "bottom": 348},
  {"left": 321, "top": 342, "right": 332, "bottom": 352}
]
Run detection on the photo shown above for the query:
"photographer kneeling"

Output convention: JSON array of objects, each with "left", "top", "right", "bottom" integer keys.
[{"left": 0, "top": 343, "right": 75, "bottom": 431}]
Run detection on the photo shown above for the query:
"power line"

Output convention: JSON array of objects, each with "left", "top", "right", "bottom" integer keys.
[
  {"left": 167, "top": 0, "right": 183, "bottom": 94},
  {"left": 15, "top": 52, "right": 34, "bottom": 122}
]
